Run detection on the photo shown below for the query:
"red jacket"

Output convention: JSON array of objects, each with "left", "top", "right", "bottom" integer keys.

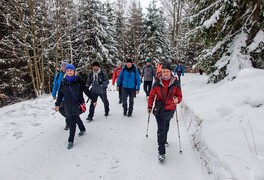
[
  {"left": 148, "top": 77, "right": 182, "bottom": 111},
  {"left": 112, "top": 67, "right": 122, "bottom": 85}
]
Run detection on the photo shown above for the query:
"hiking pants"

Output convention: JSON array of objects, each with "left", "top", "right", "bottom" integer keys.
[
  {"left": 68, "top": 115, "right": 86, "bottom": 143},
  {"left": 155, "top": 110, "right": 175, "bottom": 155},
  {"left": 88, "top": 93, "right": 109, "bottom": 117},
  {"left": 122, "top": 88, "right": 136, "bottom": 113},
  {"left": 59, "top": 101, "right": 70, "bottom": 126},
  {"left": 143, "top": 81, "right": 153, "bottom": 96}
]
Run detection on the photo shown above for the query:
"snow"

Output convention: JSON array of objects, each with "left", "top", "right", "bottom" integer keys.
[
  {"left": 1, "top": 68, "right": 264, "bottom": 180},
  {"left": 181, "top": 68, "right": 264, "bottom": 180},
  {"left": 247, "top": 30, "right": 264, "bottom": 52}
]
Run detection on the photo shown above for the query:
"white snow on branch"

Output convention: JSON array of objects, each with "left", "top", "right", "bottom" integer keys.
[
  {"left": 202, "top": 7, "right": 222, "bottom": 29},
  {"left": 247, "top": 30, "right": 264, "bottom": 52}
]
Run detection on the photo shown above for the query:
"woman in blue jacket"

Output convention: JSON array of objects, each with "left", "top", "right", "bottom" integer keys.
[{"left": 117, "top": 58, "right": 140, "bottom": 117}]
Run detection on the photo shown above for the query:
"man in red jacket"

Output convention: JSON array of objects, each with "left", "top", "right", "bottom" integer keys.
[
  {"left": 148, "top": 63, "right": 182, "bottom": 161},
  {"left": 112, "top": 61, "right": 123, "bottom": 104}
]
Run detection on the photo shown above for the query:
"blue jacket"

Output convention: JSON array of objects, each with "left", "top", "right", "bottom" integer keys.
[
  {"left": 174, "top": 65, "right": 184, "bottom": 76},
  {"left": 117, "top": 64, "right": 141, "bottom": 91},
  {"left": 52, "top": 71, "right": 65, "bottom": 97}
]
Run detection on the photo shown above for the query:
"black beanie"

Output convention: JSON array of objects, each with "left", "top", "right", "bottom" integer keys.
[
  {"left": 126, "top": 58, "right": 133, "bottom": 63},
  {"left": 162, "top": 63, "right": 171, "bottom": 70},
  {"left": 92, "top": 61, "right": 100, "bottom": 67}
]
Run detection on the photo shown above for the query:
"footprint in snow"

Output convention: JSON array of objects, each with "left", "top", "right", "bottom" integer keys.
[
  {"left": 31, "top": 122, "right": 41, "bottom": 126},
  {"left": 13, "top": 131, "right": 23, "bottom": 139}
]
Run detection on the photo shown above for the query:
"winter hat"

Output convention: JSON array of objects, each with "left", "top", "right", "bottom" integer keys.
[
  {"left": 117, "top": 61, "right": 122, "bottom": 65},
  {"left": 92, "top": 61, "right": 100, "bottom": 67},
  {"left": 61, "top": 61, "right": 69, "bottom": 68},
  {"left": 162, "top": 63, "right": 171, "bottom": 70},
  {"left": 126, "top": 58, "right": 133, "bottom": 63},
  {"left": 65, "top": 64, "right": 76, "bottom": 71},
  {"left": 146, "top": 58, "right": 151, "bottom": 63}
]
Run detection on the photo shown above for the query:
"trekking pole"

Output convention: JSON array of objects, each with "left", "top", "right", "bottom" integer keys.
[
  {"left": 146, "top": 113, "right": 151, "bottom": 137},
  {"left": 175, "top": 107, "right": 182, "bottom": 153}
]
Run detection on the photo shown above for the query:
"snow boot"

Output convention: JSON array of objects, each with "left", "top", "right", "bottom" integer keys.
[
  {"left": 78, "top": 129, "right": 86, "bottom": 137},
  {"left": 64, "top": 125, "right": 70, "bottom": 130},
  {"left": 158, "top": 154, "right": 165, "bottom": 161},
  {"left": 127, "top": 110, "right": 132, "bottom": 117},
  {"left": 104, "top": 111, "right": 109, "bottom": 116},
  {"left": 86, "top": 116, "right": 93, "bottom": 121},
  {"left": 67, "top": 142, "right": 73, "bottom": 149}
]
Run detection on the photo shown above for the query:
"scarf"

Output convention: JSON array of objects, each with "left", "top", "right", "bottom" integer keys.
[
  {"left": 66, "top": 75, "right": 77, "bottom": 83},
  {"left": 162, "top": 76, "right": 171, "bottom": 81},
  {"left": 93, "top": 68, "right": 101, "bottom": 82}
]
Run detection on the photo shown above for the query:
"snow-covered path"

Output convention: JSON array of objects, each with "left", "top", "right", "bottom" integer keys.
[{"left": 0, "top": 81, "right": 207, "bottom": 180}]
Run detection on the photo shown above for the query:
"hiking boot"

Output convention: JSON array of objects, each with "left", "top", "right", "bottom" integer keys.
[
  {"left": 86, "top": 116, "right": 93, "bottom": 121},
  {"left": 64, "top": 125, "right": 70, "bottom": 130},
  {"left": 104, "top": 111, "right": 109, "bottom": 116},
  {"left": 67, "top": 142, "right": 73, "bottom": 149},
  {"left": 78, "top": 129, "right": 86, "bottom": 136},
  {"left": 158, "top": 154, "right": 165, "bottom": 161},
  {"left": 127, "top": 110, "right": 132, "bottom": 117}
]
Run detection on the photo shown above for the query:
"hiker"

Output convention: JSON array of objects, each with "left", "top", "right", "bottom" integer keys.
[
  {"left": 117, "top": 58, "right": 140, "bottom": 117},
  {"left": 111, "top": 61, "right": 123, "bottom": 104},
  {"left": 173, "top": 62, "right": 184, "bottom": 83},
  {"left": 55, "top": 64, "right": 97, "bottom": 149},
  {"left": 52, "top": 61, "right": 70, "bottom": 130},
  {"left": 86, "top": 61, "right": 110, "bottom": 121},
  {"left": 148, "top": 63, "right": 182, "bottom": 161},
  {"left": 141, "top": 58, "right": 156, "bottom": 99}
]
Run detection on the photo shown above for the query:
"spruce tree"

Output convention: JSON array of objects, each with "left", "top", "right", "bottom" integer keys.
[
  {"left": 185, "top": 0, "right": 264, "bottom": 82},
  {"left": 140, "top": 0, "right": 174, "bottom": 63}
]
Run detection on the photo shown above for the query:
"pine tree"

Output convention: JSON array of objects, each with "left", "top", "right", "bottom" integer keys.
[
  {"left": 73, "top": 0, "right": 117, "bottom": 74},
  {"left": 115, "top": 0, "right": 127, "bottom": 63},
  {"left": 126, "top": 1, "right": 144, "bottom": 65},
  {"left": 140, "top": 0, "right": 174, "bottom": 63},
  {"left": 185, "top": 0, "right": 264, "bottom": 82}
]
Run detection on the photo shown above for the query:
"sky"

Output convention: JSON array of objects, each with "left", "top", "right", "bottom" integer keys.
[{"left": 0, "top": 68, "right": 264, "bottom": 180}]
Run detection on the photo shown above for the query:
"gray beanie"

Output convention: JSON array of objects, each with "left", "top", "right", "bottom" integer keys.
[{"left": 61, "top": 62, "right": 69, "bottom": 68}]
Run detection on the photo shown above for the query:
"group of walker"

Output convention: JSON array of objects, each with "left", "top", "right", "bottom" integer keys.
[{"left": 52, "top": 58, "right": 184, "bottom": 161}]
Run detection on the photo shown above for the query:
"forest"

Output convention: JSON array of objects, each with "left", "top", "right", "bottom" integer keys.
[{"left": 0, "top": 0, "right": 263, "bottom": 107}]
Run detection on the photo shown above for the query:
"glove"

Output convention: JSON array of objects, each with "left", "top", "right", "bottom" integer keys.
[{"left": 147, "top": 109, "right": 152, "bottom": 114}]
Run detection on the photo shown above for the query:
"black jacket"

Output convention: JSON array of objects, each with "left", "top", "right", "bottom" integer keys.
[
  {"left": 87, "top": 70, "right": 109, "bottom": 95},
  {"left": 55, "top": 76, "right": 95, "bottom": 116}
]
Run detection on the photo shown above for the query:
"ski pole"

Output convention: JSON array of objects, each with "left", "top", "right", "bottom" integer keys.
[
  {"left": 175, "top": 107, "right": 182, "bottom": 153},
  {"left": 146, "top": 113, "right": 151, "bottom": 137}
]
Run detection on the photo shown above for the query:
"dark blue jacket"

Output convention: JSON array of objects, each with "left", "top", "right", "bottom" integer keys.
[
  {"left": 173, "top": 65, "right": 184, "bottom": 76},
  {"left": 117, "top": 64, "right": 141, "bottom": 91}
]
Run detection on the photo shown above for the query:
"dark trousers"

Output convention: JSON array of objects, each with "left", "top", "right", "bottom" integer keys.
[
  {"left": 122, "top": 88, "right": 136, "bottom": 113},
  {"left": 68, "top": 115, "right": 86, "bottom": 143},
  {"left": 155, "top": 110, "right": 175, "bottom": 155},
  {"left": 143, "top": 81, "right": 153, "bottom": 96},
  {"left": 88, "top": 93, "right": 109, "bottom": 117},
  {"left": 59, "top": 102, "right": 70, "bottom": 126},
  {"left": 177, "top": 72, "right": 182, "bottom": 83},
  {"left": 118, "top": 87, "right": 122, "bottom": 103}
]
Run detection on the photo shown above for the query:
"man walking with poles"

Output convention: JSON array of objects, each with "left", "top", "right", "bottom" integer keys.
[{"left": 147, "top": 63, "right": 182, "bottom": 161}]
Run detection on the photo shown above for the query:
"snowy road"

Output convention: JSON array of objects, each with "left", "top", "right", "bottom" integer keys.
[{"left": 0, "top": 82, "right": 207, "bottom": 180}]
